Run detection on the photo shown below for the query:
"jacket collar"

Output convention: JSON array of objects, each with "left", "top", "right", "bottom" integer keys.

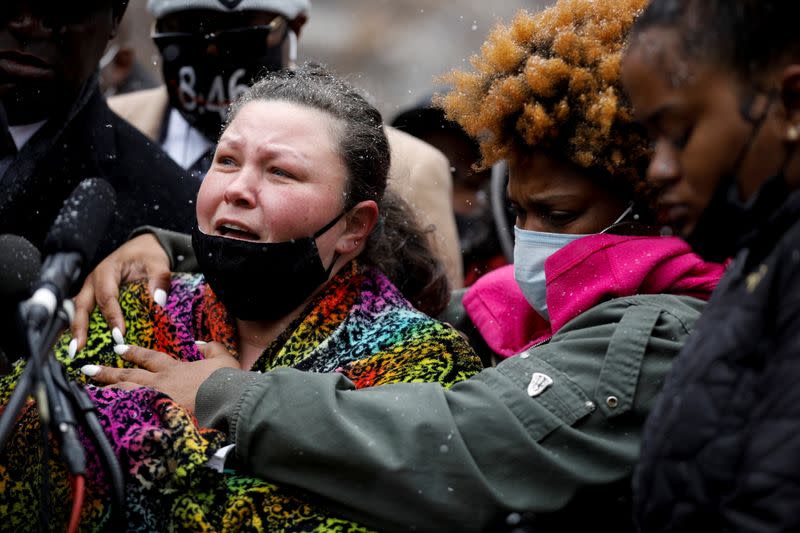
[
  {"left": 738, "top": 183, "right": 800, "bottom": 271},
  {"left": 464, "top": 234, "right": 725, "bottom": 358},
  {"left": 544, "top": 234, "right": 723, "bottom": 333},
  {"left": 0, "top": 73, "right": 113, "bottom": 217}
]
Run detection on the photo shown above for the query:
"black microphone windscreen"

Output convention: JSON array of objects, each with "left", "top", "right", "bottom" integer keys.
[
  {"left": 0, "top": 234, "right": 41, "bottom": 300},
  {"left": 43, "top": 178, "right": 117, "bottom": 265}
]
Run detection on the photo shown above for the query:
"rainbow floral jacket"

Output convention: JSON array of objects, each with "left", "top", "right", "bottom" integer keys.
[{"left": 0, "top": 261, "right": 481, "bottom": 531}]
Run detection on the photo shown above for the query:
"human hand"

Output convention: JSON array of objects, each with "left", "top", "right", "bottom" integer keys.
[
  {"left": 80, "top": 342, "right": 239, "bottom": 413},
  {"left": 70, "top": 233, "right": 171, "bottom": 354}
]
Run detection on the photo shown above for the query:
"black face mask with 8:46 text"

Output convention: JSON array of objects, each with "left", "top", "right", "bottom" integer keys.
[{"left": 154, "top": 25, "right": 287, "bottom": 142}]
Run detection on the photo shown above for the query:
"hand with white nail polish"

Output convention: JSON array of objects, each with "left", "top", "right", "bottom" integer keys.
[
  {"left": 113, "top": 344, "right": 129, "bottom": 356},
  {"left": 81, "top": 364, "right": 101, "bottom": 377},
  {"left": 81, "top": 343, "right": 238, "bottom": 412},
  {"left": 154, "top": 289, "right": 168, "bottom": 308},
  {"left": 112, "top": 327, "right": 125, "bottom": 346},
  {"left": 70, "top": 233, "right": 172, "bottom": 353},
  {"left": 68, "top": 339, "right": 78, "bottom": 359}
]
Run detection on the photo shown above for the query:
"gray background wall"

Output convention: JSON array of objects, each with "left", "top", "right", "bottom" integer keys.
[
  {"left": 299, "top": 1, "right": 545, "bottom": 120},
  {"left": 123, "top": 0, "right": 549, "bottom": 121}
]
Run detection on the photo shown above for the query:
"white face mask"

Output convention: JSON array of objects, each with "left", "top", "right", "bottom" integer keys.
[
  {"left": 513, "top": 205, "right": 634, "bottom": 321},
  {"left": 514, "top": 227, "right": 587, "bottom": 321}
]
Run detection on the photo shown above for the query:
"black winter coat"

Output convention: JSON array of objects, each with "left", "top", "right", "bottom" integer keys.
[
  {"left": 634, "top": 188, "right": 800, "bottom": 532},
  {"left": 0, "top": 81, "right": 198, "bottom": 267}
]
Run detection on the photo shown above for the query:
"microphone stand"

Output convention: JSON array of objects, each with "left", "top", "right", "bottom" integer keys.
[{"left": 0, "top": 300, "right": 125, "bottom": 530}]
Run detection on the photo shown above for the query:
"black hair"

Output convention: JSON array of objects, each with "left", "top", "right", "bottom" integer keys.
[
  {"left": 632, "top": 0, "right": 800, "bottom": 79},
  {"left": 391, "top": 95, "right": 467, "bottom": 140},
  {"left": 225, "top": 64, "right": 450, "bottom": 316}
]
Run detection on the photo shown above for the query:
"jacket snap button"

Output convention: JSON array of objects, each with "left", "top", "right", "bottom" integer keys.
[
  {"left": 585, "top": 401, "right": 596, "bottom": 412},
  {"left": 606, "top": 396, "right": 619, "bottom": 408}
]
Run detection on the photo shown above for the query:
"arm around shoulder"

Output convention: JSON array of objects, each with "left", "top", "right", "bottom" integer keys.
[
  {"left": 194, "top": 295, "right": 704, "bottom": 532},
  {"left": 129, "top": 226, "right": 198, "bottom": 272}
]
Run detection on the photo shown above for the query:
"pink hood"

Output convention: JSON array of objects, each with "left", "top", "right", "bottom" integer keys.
[{"left": 463, "top": 234, "right": 725, "bottom": 358}]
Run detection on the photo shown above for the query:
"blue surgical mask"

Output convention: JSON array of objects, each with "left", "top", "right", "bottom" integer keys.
[
  {"left": 514, "top": 205, "right": 634, "bottom": 320},
  {"left": 514, "top": 228, "right": 587, "bottom": 321}
]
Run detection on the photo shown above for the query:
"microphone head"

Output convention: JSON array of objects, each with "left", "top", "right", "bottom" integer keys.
[
  {"left": 0, "top": 234, "right": 41, "bottom": 300},
  {"left": 0, "top": 235, "right": 40, "bottom": 366},
  {"left": 43, "top": 178, "right": 117, "bottom": 265}
]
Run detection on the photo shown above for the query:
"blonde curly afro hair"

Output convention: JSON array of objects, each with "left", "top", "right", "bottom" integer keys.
[{"left": 439, "top": 0, "right": 650, "bottom": 194}]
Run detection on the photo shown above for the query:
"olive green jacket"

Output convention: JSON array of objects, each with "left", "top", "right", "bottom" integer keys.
[
  {"left": 194, "top": 294, "right": 704, "bottom": 532},
  {"left": 133, "top": 226, "right": 198, "bottom": 272}
]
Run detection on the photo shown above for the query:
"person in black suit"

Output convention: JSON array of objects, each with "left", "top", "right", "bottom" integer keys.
[
  {"left": 0, "top": 0, "right": 199, "bottom": 362},
  {"left": 0, "top": 0, "right": 199, "bottom": 265}
]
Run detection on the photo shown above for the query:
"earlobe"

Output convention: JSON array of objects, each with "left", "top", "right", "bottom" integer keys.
[
  {"left": 780, "top": 65, "right": 800, "bottom": 133},
  {"left": 336, "top": 200, "right": 379, "bottom": 255},
  {"left": 289, "top": 15, "right": 308, "bottom": 38},
  {"left": 787, "top": 124, "right": 800, "bottom": 142}
]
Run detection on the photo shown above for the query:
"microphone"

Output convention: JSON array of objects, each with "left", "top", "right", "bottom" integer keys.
[
  {"left": 0, "top": 234, "right": 41, "bottom": 300},
  {"left": 0, "top": 235, "right": 41, "bottom": 366},
  {"left": 23, "top": 179, "right": 117, "bottom": 332},
  {"left": 0, "top": 186, "right": 126, "bottom": 529}
]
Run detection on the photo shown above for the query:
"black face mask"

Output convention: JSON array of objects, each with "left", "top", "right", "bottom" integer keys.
[
  {"left": 686, "top": 171, "right": 790, "bottom": 263},
  {"left": 686, "top": 91, "right": 794, "bottom": 263},
  {"left": 192, "top": 213, "right": 344, "bottom": 321},
  {"left": 153, "top": 24, "right": 288, "bottom": 141}
]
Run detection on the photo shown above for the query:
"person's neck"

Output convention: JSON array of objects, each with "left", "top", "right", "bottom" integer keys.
[
  {"left": 232, "top": 257, "right": 353, "bottom": 370},
  {"left": 235, "top": 311, "right": 301, "bottom": 370},
  {"left": 1, "top": 77, "right": 92, "bottom": 126},
  {"left": 1, "top": 98, "right": 57, "bottom": 126}
]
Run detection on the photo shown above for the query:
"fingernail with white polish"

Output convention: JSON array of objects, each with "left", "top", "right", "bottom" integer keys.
[
  {"left": 113, "top": 344, "right": 129, "bottom": 356},
  {"left": 68, "top": 339, "right": 78, "bottom": 359},
  {"left": 154, "top": 289, "right": 167, "bottom": 307},
  {"left": 194, "top": 340, "right": 207, "bottom": 345},
  {"left": 112, "top": 327, "right": 124, "bottom": 346},
  {"left": 81, "top": 365, "right": 100, "bottom": 377}
]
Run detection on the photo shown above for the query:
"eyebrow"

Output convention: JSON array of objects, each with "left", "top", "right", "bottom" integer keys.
[
  {"left": 218, "top": 136, "right": 301, "bottom": 160},
  {"left": 639, "top": 100, "right": 687, "bottom": 133},
  {"left": 217, "top": 135, "right": 244, "bottom": 150},
  {"left": 508, "top": 190, "right": 582, "bottom": 205},
  {"left": 525, "top": 193, "right": 582, "bottom": 204},
  {"left": 638, "top": 104, "right": 669, "bottom": 128}
]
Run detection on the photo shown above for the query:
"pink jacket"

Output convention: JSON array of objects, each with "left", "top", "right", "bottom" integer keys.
[{"left": 463, "top": 234, "right": 725, "bottom": 358}]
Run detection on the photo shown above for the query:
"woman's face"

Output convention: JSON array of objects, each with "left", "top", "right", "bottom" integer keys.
[
  {"left": 621, "top": 27, "right": 792, "bottom": 238},
  {"left": 508, "top": 151, "right": 628, "bottom": 234},
  {"left": 196, "top": 100, "right": 349, "bottom": 265}
]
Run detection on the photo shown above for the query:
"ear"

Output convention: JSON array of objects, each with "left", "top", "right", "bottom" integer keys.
[
  {"left": 288, "top": 14, "right": 307, "bottom": 38},
  {"left": 780, "top": 64, "right": 800, "bottom": 140},
  {"left": 335, "top": 200, "right": 379, "bottom": 255}
]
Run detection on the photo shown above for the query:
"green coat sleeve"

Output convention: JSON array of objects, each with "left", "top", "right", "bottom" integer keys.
[
  {"left": 195, "top": 294, "right": 704, "bottom": 532},
  {"left": 129, "top": 226, "right": 197, "bottom": 272}
]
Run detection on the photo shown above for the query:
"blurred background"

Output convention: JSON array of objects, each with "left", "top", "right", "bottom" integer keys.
[
  {"left": 107, "top": 0, "right": 554, "bottom": 287},
  {"left": 119, "top": 0, "right": 547, "bottom": 121}
]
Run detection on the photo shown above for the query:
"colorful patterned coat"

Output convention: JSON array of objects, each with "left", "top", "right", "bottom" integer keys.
[{"left": 0, "top": 262, "right": 481, "bottom": 531}]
